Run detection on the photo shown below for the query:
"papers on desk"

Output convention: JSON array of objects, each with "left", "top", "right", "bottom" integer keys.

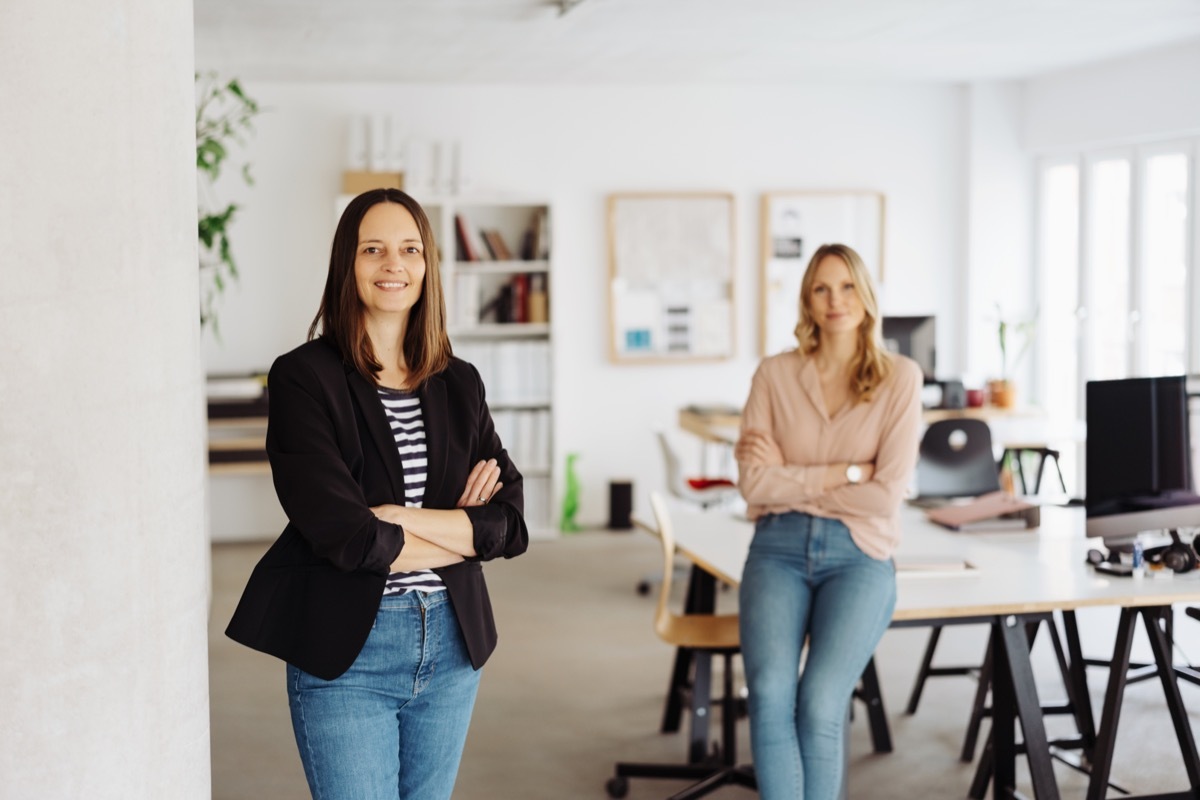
[{"left": 895, "top": 555, "right": 978, "bottom": 578}]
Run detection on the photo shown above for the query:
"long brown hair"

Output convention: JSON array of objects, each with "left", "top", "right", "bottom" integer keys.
[
  {"left": 308, "top": 188, "right": 451, "bottom": 388},
  {"left": 793, "top": 243, "right": 892, "bottom": 403}
]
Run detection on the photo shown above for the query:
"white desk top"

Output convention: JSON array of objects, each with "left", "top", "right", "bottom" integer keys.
[{"left": 635, "top": 498, "right": 1200, "bottom": 622}]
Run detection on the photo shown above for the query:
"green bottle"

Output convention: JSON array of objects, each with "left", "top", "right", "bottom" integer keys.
[{"left": 559, "top": 452, "right": 581, "bottom": 533}]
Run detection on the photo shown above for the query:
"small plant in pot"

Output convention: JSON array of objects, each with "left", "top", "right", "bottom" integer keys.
[{"left": 989, "top": 304, "right": 1036, "bottom": 408}]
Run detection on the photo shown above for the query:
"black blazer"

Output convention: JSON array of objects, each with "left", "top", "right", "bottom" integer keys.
[{"left": 225, "top": 337, "right": 529, "bottom": 680}]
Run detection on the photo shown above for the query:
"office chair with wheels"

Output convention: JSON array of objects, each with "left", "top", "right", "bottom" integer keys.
[
  {"left": 636, "top": 433, "right": 740, "bottom": 596},
  {"left": 607, "top": 492, "right": 755, "bottom": 799},
  {"left": 657, "top": 431, "right": 740, "bottom": 509},
  {"left": 906, "top": 419, "right": 1001, "bottom": 717}
]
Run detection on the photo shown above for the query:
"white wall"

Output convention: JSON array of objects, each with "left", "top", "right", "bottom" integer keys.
[
  {"left": 1025, "top": 38, "right": 1200, "bottom": 151},
  {"left": 0, "top": 1, "right": 212, "bottom": 795},
  {"left": 200, "top": 81, "right": 967, "bottom": 533},
  {"left": 962, "top": 82, "right": 1034, "bottom": 392}
]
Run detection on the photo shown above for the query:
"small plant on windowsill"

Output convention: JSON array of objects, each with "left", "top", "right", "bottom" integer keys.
[
  {"left": 196, "top": 72, "right": 262, "bottom": 337},
  {"left": 989, "top": 304, "right": 1037, "bottom": 409}
]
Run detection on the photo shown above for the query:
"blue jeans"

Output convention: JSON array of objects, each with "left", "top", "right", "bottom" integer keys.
[
  {"left": 286, "top": 591, "right": 482, "bottom": 800},
  {"left": 739, "top": 512, "right": 896, "bottom": 800}
]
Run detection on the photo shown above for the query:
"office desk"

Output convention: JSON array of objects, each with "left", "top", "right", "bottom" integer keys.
[
  {"left": 636, "top": 499, "right": 1200, "bottom": 799},
  {"left": 679, "top": 405, "right": 1055, "bottom": 448}
]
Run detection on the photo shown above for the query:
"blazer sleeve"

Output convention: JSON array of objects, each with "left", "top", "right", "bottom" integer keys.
[
  {"left": 460, "top": 362, "right": 529, "bottom": 562},
  {"left": 266, "top": 354, "right": 404, "bottom": 576}
]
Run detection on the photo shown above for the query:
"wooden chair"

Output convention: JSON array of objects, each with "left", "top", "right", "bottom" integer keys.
[
  {"left": 606, "top": 492, "right": 755, "bottom": 799},
  {"left": 636, "top": 432, "right": 739, "bottom": 596}
]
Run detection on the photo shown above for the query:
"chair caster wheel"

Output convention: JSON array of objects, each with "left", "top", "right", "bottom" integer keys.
[{"left": 605, "top": 776, "right": 629, "bottom": 797}]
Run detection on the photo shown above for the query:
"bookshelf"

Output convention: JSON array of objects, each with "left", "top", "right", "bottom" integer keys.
[{"left": 335, "top": 195, "right": 556, "bottom": 535}]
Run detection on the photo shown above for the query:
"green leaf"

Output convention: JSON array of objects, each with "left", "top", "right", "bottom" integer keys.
[{"left": 196, "top": 72, "right": 262, "bottom": 331}]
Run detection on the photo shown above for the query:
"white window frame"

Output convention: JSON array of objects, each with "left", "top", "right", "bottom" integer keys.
[{"left": 1132, "top": 139, "right": 1194, "bottom": 377}]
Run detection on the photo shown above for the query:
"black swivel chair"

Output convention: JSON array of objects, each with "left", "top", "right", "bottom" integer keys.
[{"left": 914, "top": 418, "right": 1002, "bottom": 501}]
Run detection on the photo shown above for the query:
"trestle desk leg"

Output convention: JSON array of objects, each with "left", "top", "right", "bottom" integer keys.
[{"left": 1085, "top": 607, "right": 1138, "bottom": 800}]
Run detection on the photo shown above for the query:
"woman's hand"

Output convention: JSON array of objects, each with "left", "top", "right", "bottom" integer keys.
[
  {"left": 457, "top": 458, "right": 503, "bottom": 508},
  {"left": 735, "top": 429, "right": 784, "bottom": 467}
]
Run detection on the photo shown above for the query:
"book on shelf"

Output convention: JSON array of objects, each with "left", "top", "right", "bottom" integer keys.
[
  {"left": 482, "top": 229, "right": 513, "bottom": 261},
  {"left": 527, "top": 274, "right": 548, "bottom": 323},
  {"left": 454, "top": 340, "right": 551, "bottom": 407},
  {"left": 455, "top": 214, "right": 477, "bottom": 262},
  {"left": 455, "top": 214, "right": 491, "bottom": 262},
  {"left": 456, "top": 272, "right": 482, "bottom": 327},
  {"left": 474, "top": 274, "right": 544, "bottom": 325},
  {"left": 510, "top": 273, "right": 529, "bottom": 323},
  {"left": 532, "top": 208, "right": 550, "bottom": 260},
  {"left": 488, "top": 285, "right": 514, "bottom": 323},
  {"left": 519, "top": 208, "right": 549, "bottom": 261},
  {"left": 488, "top": 408, "right": 552, "bottom": 473}
]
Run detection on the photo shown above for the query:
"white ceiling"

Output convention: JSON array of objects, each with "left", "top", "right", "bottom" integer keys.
[{"left": 194, "top": 0, "right": 1200, "bottom": 84}]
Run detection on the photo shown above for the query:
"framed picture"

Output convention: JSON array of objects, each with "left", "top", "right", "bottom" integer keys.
[
  {"left": 759, "top": 191, "right": 885, "bottom": 356},
  {"left": 608, "top": 192, "right": 736, "bottom": 363}
]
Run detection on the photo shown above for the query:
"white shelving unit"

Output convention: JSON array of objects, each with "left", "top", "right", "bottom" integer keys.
[{"left": 336, "top": 194, "right": 556, "bottom": 534}]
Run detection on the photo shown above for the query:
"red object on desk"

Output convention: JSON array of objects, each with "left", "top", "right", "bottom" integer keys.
[{"left": 686, "top": 478, "right": 736, "bottom": 491}]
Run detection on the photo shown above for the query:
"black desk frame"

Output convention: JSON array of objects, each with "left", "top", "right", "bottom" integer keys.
[
  {"left": 1085, "top": 605, "right": 1200, "bottom": 800},
  {"left": 658, "top": 564, "right": 1200, "bottom": 800}
]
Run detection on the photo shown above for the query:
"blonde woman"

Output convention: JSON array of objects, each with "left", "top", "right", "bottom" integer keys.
[{"left": 735, "top": 243, "right": 922, "bottom": 799}]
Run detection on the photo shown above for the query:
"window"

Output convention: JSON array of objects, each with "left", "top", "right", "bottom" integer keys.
[
  {"left": 1035, "top": 141, "right": 1197, "bottom": 494},
  {"left": 1037, "top": 142, "right": 1195, "bottom": 408},
  {"left": 1139, "top": 151, "right": 1190, "bottom": 376},
  {"left": 1036, "top": 161, "right": 1080, "bottom": 427},
  {"left": 1086, "top": 156, "right": 1132, "bottom": 380}
]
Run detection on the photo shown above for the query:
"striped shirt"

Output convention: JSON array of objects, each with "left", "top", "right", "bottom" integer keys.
[{"left": 377, "top": 387, "right": 446, "bottom": 595}]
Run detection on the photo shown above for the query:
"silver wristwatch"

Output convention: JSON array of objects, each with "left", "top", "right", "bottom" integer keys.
[{"left": 845, "top": 464, "right": 863, "bottom": 484}]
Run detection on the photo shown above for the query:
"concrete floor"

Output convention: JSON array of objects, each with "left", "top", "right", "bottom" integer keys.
[{"left": 209, "top": 530, "right": 1200, "bottom": 799}]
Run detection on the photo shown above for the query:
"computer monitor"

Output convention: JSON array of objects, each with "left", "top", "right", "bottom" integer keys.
[
  {"left": 882, "top": 316, "right": 936, "bottom": 384},
  {"left": 1085, "top": 375, "right": 1200, "bottom": 542}
]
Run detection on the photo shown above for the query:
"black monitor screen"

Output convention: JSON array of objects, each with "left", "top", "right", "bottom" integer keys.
[
  {"left": 1086, "top": 375, "right": 1195, "bottom": 527},
  {"left": 882, "top": 316, "right": 936, "bottom": 383}
]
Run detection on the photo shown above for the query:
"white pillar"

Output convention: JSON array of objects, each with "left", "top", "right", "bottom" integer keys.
[{"left": 0, "top": 2, "right": 211, "bottom": 797}]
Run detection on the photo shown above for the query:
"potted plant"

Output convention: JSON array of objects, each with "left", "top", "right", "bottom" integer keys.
[
  {"left": 989, "top": 304, "right": 1036, "bottom": 408},
  {"left": 196, "top": 72, "right": 261, "bottom": 335}
]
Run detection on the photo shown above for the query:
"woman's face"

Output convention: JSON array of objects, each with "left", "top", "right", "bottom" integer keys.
[
  {"left": 807, "top": 254, "right": 865, "bottom": 335},
  {"left": 354, "top": 202, "right": 427, "bottom": 320}
]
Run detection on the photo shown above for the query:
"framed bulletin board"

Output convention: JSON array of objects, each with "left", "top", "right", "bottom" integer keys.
[
  {"left": 760, "top": 191, "right": 885, "bottom": 356},
  {"left": 608, "top": 192, "right": 736, "bottom": 363}
]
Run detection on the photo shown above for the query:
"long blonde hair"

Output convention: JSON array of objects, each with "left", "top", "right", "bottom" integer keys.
[{"left": 793, "top": 243, "right": 892, "bottom": 403}]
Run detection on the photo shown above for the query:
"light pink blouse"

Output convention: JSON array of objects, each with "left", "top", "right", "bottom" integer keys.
[{"left": 737, "top": 350, "right": 923, "bottom": 560}]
